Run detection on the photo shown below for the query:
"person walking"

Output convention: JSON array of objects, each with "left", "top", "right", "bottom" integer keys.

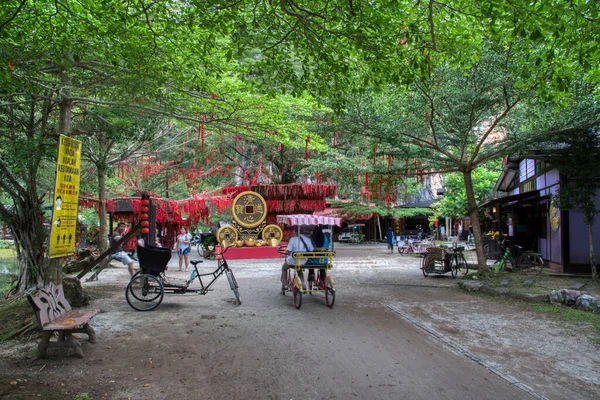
[
  {"left": 385, "top": 227, "right": 395, "bottom": 254},
  {"left": 176, "top": 227, "right": 192, "bottom": 271}
]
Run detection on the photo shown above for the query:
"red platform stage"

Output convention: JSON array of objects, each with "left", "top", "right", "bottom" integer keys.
[{"left": 217, "top": 245, "right": 282, "bottom": 260}]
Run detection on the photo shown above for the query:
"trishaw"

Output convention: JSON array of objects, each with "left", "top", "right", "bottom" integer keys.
[
  {"left": 421, "top": 245, "right": 468, "bottom": 278},
  {"left": 276, "top": 214, "right": 341, "bottom": 310},
  {"left": 125, "top": 243, "right": 241, "bottom": 311}
]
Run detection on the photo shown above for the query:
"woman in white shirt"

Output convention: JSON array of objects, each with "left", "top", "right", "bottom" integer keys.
[{"left": 176, "top": 227, "right": 192, "bottom": 271}]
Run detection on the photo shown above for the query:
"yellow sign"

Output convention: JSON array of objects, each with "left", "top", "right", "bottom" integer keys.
[{"left": 49, "top": 135, "right": 82, "bottom": 258}]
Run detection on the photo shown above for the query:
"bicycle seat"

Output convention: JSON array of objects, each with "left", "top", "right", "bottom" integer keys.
[{"left": 190, "top": 260, "right": 203, "bottom": 266}]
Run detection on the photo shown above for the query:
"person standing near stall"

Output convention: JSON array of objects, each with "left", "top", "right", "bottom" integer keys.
[{"left": 176, "top": 227, "right": 192, "bottom": 271}]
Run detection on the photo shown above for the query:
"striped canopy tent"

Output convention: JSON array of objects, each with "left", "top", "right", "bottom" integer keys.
[{"left": 276, "top": 214, "right": 342, "bottom": 227}]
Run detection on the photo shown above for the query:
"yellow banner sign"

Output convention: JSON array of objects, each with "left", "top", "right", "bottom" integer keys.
[{"left": 49, "top": 135, "right": 82, "bottom": 258}]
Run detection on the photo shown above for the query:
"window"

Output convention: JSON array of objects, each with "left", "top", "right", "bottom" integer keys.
[{"left": 519, "top": 159, "right": 535, "bottom": 183}]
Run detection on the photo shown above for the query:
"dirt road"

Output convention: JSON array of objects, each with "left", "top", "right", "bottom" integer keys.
[{"left": 1, "top": 243, "right": 598, "bottom": 399}]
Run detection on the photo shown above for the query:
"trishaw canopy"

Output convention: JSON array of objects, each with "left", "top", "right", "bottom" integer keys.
[{"left": 276, "top": 214, "right": 342, "bottom": 227}]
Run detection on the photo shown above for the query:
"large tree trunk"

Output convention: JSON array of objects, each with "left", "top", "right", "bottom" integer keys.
[
  {"left": 586, "top": 214, "right": 597, "bottom": 281},
  {"left": 13, "top": 195, "right": 46, "bottom": 294},
  {"left": 463, "top": 169, "right": 487, "bottom": 270}
]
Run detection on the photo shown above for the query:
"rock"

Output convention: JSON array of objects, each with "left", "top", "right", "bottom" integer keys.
[
  {"left": 576, "top": 294, "right": 597, "bottom": 311},
  {"left": 510, "top": 293, "right": 549, "bottom": 303},
  {"left": 568, "top": 282, "right": 586, "bottom": 290},
  {"left": 549, "top": 290, "right": 564, "bottom": 304},
  {"left": 500, "top": 279, "right": 510, "bottom": 286},
  {"left": 64, "top": 255, "right": 97, "bottom": 274},
  {"left": 522, "top": 280, "right": 534, "bottom": 287},
  {"left": 459, "top": 281, "right": 485, "bottom": 292},
  {"left": 62, "top": 277, "right": 90, "bottom": 307},
  {"left": 561, "top": 289, "right": 582, "bottom": 306}
]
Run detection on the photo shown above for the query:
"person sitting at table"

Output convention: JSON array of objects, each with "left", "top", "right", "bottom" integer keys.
[{"left": 281, "top": 227, "right": 314, "bottom": 291}]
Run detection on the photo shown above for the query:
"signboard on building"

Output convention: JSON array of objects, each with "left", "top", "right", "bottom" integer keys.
[{"left": 49, "top": 135, "right": 82, "bottom": 258}]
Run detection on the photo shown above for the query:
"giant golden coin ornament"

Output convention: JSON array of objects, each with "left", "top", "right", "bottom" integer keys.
[
  {"left": 262, "top": 224, "right": 283, "bottom": 246},
  {"left": 231, "top": 191, "right": 267, "bottom": 229},
  {"left": 216, "top": 225, "right": 238, "bottom": 248}
]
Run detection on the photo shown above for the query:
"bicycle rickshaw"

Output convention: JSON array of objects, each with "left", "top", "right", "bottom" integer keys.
[
  {"left": 421, "top": 245, "right": 469, "bottom": 278},
  {"left": 125, "top": 243, "right": 241, "bottom": 311},
  {"left": 276, "top": 214, "right": 340, "bottom": 310}
]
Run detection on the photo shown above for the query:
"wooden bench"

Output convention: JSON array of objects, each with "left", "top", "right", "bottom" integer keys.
[{"left": 28, "top": 282, "right": 100, "bottom": 358}]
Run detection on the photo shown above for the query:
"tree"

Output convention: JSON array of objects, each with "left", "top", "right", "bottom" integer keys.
[
  {"left": 435, "top": 167, "right": 499, "bottom": 219},
  {"left": 548, "top": 129, "right": 600, "bottom": 280},
  {"left": 0, "top": 0, "right": 229, "bottom": 293}
]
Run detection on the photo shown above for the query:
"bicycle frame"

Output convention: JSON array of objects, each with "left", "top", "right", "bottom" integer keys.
[
  {"left": 492, "top": 246, "right": 516, "bottom": 272},
  {"left": 188, "top": 255, "right": 230, "bottom": 295}
]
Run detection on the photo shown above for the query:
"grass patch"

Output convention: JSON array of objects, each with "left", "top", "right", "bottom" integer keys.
[
  {"left": 528, "top": 302, "right": 600, "bottom": 344},
  {"left": 0, "top": 296, "right": 37, "bottom": 342},
  {"left": 0, "top": 248, "right": 16, "bottom": 258}
]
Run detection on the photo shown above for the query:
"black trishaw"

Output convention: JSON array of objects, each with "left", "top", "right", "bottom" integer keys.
[{"left": 125, "top": 243, "right": 241, "bottom": 311}]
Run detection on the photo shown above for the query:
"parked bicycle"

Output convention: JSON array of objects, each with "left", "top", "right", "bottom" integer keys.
[
  {"left": 125, "top": 243, "right": 241, "bottom": 311},
  {"left": 398, "top": 238, "right": 434, "bottom": 256},
  {"left": 491, "top": 240, "right": 545, "bottom": 275}
]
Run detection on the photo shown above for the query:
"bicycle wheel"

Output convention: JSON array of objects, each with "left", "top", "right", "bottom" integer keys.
[
  {"left": 450, "top": 258, "right": 458, "bottom": 278},
  {"left": 533, "top": 254, "right": 545, "bottom": 275},
  {"left": 293, "top": 287, "right": 302, "bottom": 309},
  {"left": 457, "top": 254, "right": 469, "bottom": 275},
  {"left": 126, "top": 274, "right": 164, "bottom": 311},
  {"left": 325, "top": 287, "right": 335, "bottom": 308},
  {"left": 484, "top": 244, "right": 492, "bottom": 260},
  {"left": 421, "top": 255, "right": 430, "bottom": 277},
  {"left": 197, "top": 242, "right": 204, "bottom": 257},
  {"left": 226, "top": 270, "right": 242, "bottom": 305}
]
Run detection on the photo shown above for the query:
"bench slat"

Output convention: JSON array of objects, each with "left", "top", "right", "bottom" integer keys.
[{"left": 43, "top": 309, "right": 100, "bottom": 331}]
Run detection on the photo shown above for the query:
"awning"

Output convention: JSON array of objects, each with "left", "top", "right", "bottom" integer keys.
[
  {"left": 313, "top": 207, "right": 373, "bottom": 220},
  {"left": 479, "top": 190, "right": 541, "bottom": 208},
  {"left": 276, "top": 214, "right": 343, "bottom": 227}
]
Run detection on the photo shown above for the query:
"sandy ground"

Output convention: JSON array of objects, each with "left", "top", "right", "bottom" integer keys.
[{"left": 0, "top": 243, "right": 599, "bottom": 399}]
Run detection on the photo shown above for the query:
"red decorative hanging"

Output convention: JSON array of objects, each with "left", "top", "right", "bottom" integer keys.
[{"left": 388, "top": 155, "right": 392, "bottom": 170}]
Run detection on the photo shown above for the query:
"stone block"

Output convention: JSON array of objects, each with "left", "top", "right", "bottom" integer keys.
[
  {"left": 549, "top": 290, "right": 564, "bottom": 304},
  {"left": 561, "top": 289, "right": 582, "bottom": 306},
  {"left": 576, "top": 294, "right": 597, "bottom": 311}
]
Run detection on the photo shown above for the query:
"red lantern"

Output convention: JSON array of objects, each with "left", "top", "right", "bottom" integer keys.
[
  {"left": 141, "top": 221, "right": 149, "bottom": 227},
  {"left": 141, "top": 199, "right": 149, "bottom": 206},
  {"left": 141, "top": 206, "right": 149, "bottom": 213},
  {"left": 141, "top": 227, "right": 149, "bottom": 234},
  {"left": 140, "top": 213, "right": 148, "bottom": 220}
]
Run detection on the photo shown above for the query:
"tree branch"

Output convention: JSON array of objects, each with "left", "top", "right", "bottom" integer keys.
[{"left": 0, "top": 0, "right": 27, "bottom": 31}]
